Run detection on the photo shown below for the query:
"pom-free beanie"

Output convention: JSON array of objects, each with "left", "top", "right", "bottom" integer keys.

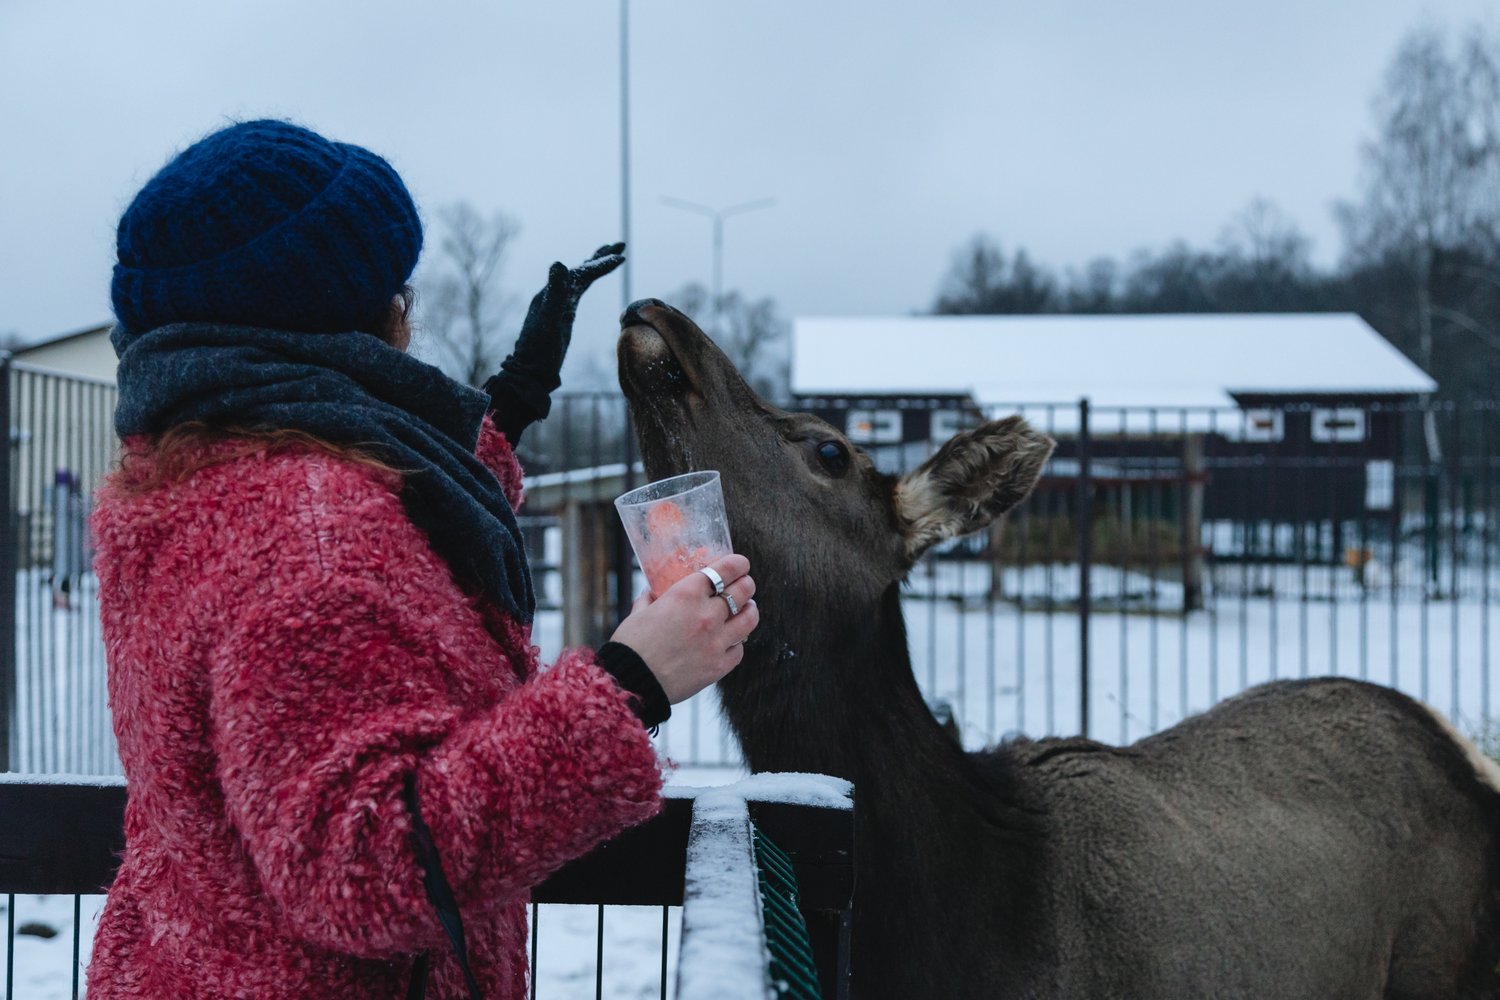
[{"left": 111, "top": 119, "right": 423, "bottom": 337}]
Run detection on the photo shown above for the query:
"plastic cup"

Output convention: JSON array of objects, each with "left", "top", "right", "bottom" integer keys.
[{"left": 615, "top": 471, "right": 733, "bottom": 598}]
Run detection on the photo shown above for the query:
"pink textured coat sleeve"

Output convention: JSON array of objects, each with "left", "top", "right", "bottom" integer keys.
[
  {"left": 474, "top": 414, "right": 524, "bottom": 510},
  {"left": 205, "top": 461, "right": 661, "bottom": 958}
]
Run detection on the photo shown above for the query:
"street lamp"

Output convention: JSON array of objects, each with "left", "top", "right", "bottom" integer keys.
[
  {"left": 660, "top": 196, "right": 776, "bottom": 336},
  {"left": 620, "top": 0, "right": 632, "bottom": 309}
]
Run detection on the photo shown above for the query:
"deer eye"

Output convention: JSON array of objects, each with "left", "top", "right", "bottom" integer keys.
[{"left": 815, "top": 440, "right": 851, "bottom": 478}]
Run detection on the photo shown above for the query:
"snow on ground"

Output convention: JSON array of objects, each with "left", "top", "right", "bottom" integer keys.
[{"left": 2, "top": 894, "right": 103, "bottom": 1000}]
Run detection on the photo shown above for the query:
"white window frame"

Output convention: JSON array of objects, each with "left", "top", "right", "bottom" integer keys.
[
  {"left": 1242, "top": 409, "right": 1285, "bottom": 443},
  {"left": 1311, "top": 408, "right": 1366, "bottom": 444},
  {"left": 846, "top": 408, "right": 904, "bottom": 445}
]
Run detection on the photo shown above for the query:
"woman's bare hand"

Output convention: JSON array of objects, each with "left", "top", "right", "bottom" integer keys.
[{"left": 608, "top": 554, "right": 758, "bottom": 704}]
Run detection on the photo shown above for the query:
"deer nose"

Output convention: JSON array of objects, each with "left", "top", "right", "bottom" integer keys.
[{"left": 621, "top": 298, "right": 667, "bottom": 326}]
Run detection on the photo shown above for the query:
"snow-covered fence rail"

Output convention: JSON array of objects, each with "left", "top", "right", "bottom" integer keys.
[{"left": 0, "top": 775, "right": 854, "bottom": 998}]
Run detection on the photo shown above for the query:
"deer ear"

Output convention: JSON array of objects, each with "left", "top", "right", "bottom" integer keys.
[{"left": 894, "top": 416, "right": 1055, "bottom": 563}]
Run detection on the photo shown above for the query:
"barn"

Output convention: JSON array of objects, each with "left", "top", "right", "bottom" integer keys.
[{"left": 793, "top": 313, "right": 1439, "bottom": 598}]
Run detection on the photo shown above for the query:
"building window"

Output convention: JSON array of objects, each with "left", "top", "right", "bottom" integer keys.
[
  {"left": 1311, "top": 408, "right": 1366, "bottom": 443},
  {"left": 1242, "top": 409, "right": 1285, "bottom": 443},
  {"left": 846, "top": 409, "right": 903, "bottom": 444}
]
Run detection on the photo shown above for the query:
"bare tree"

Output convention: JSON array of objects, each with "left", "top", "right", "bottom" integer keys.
[
  {"left": 1212, "top": 198, "right": 1337, "bottom": 311},
  {"left": 1061, "top": 257, "right": 1120, "bottom": 313},
  {"left": 1220, "top": 199, "right": 1311, "bottom": 278},
  {"left": 671, "top": 282, "right": 790, "bottom": 398},
  {"left": 1337, "top": 23, "right": 1500, "bottom": 375},
  {"left": 933, "top": 234, "right": 1056, "bottom": 314},
  {"left": 1119, "top": 241, "right": 1222, "bottom": 313},
  {"left": 417, "top": 202, "right": 520, "bottom": 387}
]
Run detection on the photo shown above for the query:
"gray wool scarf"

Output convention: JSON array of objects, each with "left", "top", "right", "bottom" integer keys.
[{"left": 112, "top": 322, "right": 535, "bottom": 623}]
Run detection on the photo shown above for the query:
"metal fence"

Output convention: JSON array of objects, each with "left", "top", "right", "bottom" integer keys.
[
  {"left": 7, "top": 363, "right": 1500, "bottom": 993},
  {"left": 7, "top": 371, "right": 1500, "bottom": 774},
  {"left": 2, "top": 361, "right": 118, "bottom": 775},
  {"left": 522, "top": 393, "right": 1500, "bottom": 763},
  {"left": 0, "top": 777, "right": 853, "bottom": 999}
]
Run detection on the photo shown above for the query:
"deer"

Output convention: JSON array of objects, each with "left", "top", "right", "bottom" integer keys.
[{"left": 616, "top": 298, "right": 1500, "bottom": 999}]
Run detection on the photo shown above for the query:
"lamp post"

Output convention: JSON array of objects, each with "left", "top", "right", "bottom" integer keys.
[
  {"left": 659, "top": 196, "right": 775, "bottom": 336},
  {"left": 620, "top": 0, "right": 632, "bottom": 309},
  {"left": 617, "top": 0, "right": 636, "bottom": 629}
]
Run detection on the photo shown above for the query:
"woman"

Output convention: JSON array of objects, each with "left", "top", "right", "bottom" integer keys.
[{"left": 88, "top": 119, "right": 758, "bottom": 999}]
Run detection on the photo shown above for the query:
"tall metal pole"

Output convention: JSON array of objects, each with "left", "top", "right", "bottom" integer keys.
[
  {"left": 712, "top": 215, "right": 723, "bottom": 337},
  {"left": 615, "top": 0, "right": 638, "bottom": 628},
  {"left": 1077, "top": 397, "right": 1093, "bottom": 739},
  {"left": 619, "top": 0, "right": 632, "bottom": 310}
]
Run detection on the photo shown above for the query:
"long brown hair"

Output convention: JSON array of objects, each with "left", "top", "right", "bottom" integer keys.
[{"left": 111, "top": 423, "right": 406, "bottom": 497}]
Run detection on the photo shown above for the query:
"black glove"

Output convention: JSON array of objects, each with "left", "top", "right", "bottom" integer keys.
[{"left": 485, "top": 243, "right": 625, "bottom": 442}]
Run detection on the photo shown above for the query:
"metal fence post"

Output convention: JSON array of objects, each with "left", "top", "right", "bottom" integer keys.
[
  {"left": 0, "top": 354, "right": 13, "bottom": 772},
  {"left": 615, "top": 408, "right": 638, "bottom": 626},
  {"left": 1077, "top": 397, "right": 1092, "bottom": 739}
]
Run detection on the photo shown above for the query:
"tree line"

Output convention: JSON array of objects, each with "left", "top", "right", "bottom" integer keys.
[{"left": 933, "top": 22, "right": 1500, "bottom": 406}]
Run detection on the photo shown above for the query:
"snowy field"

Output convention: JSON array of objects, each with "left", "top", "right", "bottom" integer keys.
[{"left": 8, "top": 558, "right": 1500, "bottom": 995}]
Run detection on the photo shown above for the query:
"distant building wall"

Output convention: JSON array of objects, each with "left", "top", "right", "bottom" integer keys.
[{"left": 14, "top": 327, "right": 116, "bottom": 383}]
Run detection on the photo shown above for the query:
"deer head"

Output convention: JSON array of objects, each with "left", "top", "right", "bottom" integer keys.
[{"left": 618, "top": 298, "right": 1052, "bottom": 686}]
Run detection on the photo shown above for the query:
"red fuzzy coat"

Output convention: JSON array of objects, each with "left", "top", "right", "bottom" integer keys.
[{"left": 87, "top": 418, "right": 663, "bottom": 999}]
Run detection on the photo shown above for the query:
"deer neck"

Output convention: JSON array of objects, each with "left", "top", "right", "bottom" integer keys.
[
  {"left": 720, "top": 583, "right": 1005, "bottom": 805},
  {"left": 719, "top": 583, "right": 1048, "bottom": 992}
]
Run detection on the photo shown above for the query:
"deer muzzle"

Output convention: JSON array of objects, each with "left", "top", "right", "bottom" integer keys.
[{"left": 619, "top": 299, "right": 701, "bottom": 400}]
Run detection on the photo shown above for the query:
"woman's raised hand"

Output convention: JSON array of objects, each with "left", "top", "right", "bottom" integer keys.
[
  {"left": 486, "top": 242, "right": 626, "bottom": 420},
  {"left": 608, "top": 554, "right": 758, "bottom": 705}
]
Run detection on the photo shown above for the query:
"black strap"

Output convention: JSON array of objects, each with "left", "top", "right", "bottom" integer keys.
[
  {"left": 403, "top": 772, "right": 484, "bottom": 1000},
  {"left": 406, "top": 951, "right": 430, "bottom": 1000}
]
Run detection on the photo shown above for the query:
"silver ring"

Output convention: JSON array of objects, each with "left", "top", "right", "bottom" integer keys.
[
  {"left": 721, "top": 592, "right": 740, "bottom": 617},
  {"left": 699, "top": 566, "right": 726, "bottom": 595}
]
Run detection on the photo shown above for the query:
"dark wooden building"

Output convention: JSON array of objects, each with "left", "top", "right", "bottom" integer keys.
[{"left": 792, "top": 314, "right": 1437, "bottom": 572}]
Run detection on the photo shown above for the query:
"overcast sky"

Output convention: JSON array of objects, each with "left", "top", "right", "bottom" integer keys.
[{"left": 2, "top": 1, "right": 1496, "bottom": 383}]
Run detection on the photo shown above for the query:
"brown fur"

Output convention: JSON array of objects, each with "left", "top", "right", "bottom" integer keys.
[{"left": 895, "top": 416, "right": 1055, "bottom": 562}]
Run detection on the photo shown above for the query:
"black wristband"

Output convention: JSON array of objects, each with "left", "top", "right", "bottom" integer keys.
[{"left": 597, "top": 641, "right": 671, "bottom": 731}]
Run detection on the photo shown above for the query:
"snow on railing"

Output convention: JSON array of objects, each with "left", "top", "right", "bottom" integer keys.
[{"left": 677, "top": 791, "right": 772, "bottom": 999}]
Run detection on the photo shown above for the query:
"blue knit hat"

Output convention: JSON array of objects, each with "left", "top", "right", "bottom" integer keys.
[{"left": 111, "top": 119, "right": 423, "bottom": 338}]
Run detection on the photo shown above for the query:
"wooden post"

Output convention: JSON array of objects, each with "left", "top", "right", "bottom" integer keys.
[
  {"left": 562, "top": 500, "right": 613, "bottom": 648},
  {"left": 1181, "top": 434, "right": 1206, "bottom": 613}
]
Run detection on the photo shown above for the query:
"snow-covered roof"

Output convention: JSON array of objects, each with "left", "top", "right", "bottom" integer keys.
[{"left": 792, "top": 314, "right": 1436, "bottom": 407}]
